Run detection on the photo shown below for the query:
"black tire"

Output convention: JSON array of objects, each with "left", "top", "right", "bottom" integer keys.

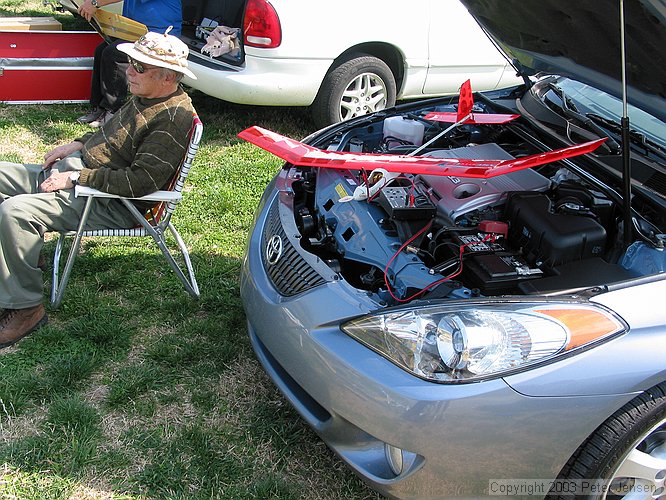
[
  {"left": 311, "top": 53, "right": 397, "bottom": 129},
  {"left": 548, "top": 383, "right": 666, "bottom": 499}
]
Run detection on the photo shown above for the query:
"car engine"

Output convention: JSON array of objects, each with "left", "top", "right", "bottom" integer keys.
[{"left": 288, "top": 106, "right": 653, "bottom": 304}]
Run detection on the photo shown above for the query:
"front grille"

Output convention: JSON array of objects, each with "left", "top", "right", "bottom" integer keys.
[{"left": 262, "top": 200, "right": 326, "bottom": 296}]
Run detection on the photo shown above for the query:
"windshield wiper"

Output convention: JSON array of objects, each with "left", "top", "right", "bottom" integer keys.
[
  {"left": 586, "top": 113, "right": 666, "bottom": 162},
  {"left": 546, "top": 83, "right": 622, "bottom": 154}
]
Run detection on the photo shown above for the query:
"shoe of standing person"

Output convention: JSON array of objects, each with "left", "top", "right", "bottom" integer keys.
[
  {"left": 77, "top": 107, "right": 104, "bottom": 124},
  {"left": 89, "top": 110, "right": 115, "bottom": 128}
]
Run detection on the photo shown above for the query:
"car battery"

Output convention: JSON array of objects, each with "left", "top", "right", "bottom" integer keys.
[
  {"left": 0, "top": 30, "right": 102, "bottom": 103},
  {"left": 457, "top": 232, "right": 543, "bottom": 294}
]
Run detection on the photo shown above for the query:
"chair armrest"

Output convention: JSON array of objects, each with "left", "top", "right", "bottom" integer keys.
[{"left": 75, "top": 185, "right": 183, "bottom": 202}]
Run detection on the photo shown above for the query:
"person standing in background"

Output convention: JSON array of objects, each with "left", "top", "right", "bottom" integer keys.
[{"left": 76, "top": 0, "right": 183, "bottom": 127}]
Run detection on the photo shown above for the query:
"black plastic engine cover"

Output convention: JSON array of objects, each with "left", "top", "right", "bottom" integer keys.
[{"left": 506, "top": 192, "right": 607, "bottom": 267}]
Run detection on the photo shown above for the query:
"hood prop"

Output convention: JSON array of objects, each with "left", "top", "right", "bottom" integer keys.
[{"left": 620, "top": 0, "right": 633, "bottom": 248}]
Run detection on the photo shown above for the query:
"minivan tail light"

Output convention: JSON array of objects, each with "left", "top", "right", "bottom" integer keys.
[{"left": 243, "top": 0, "right": 282, "bottom": 48}]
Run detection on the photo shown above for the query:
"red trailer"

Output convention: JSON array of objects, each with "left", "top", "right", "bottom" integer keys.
[{"left": 0, "top": 28, "right": 102, "bottom": 103}]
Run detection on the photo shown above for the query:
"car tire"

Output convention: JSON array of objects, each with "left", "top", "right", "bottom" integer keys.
[
  {"left": 548, "top": 383, "right": 666, "bottom": 499},
  {"left": 311, "top": 53, "right": 397, "bottom": 129}
]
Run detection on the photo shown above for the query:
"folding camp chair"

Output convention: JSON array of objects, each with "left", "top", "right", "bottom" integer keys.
[{"left": 50, "top": 114, "right": 203, "bottom": 308}]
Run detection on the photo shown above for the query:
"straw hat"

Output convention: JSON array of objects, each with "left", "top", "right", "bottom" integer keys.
[{"left": 118, "top": 27, "right": 197, "bottom": 80}]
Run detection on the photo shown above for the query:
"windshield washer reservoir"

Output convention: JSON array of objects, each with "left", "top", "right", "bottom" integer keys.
[{"left": 382, "top": 116, "right": 425, "bottom": 147}]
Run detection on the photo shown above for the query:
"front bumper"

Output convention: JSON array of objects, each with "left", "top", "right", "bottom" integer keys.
[{"left": 240, "top": 187, "right": 635, "bottom": 499}]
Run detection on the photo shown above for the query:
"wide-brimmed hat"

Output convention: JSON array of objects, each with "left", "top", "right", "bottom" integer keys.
[{"left": 118, "top": 27, "right": 197, "bottom": 80}]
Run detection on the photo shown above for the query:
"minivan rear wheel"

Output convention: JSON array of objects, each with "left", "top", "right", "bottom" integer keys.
[{"left": 311, "top": 53, "right": 396, "bottom": 129}]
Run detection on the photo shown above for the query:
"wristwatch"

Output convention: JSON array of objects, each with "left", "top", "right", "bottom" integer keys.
[
  {"left": 91, "top": 0, "right": 99, "bottom": 7},
  {"left": 69, "top": 171, "right": 81, "bottom": 186}
]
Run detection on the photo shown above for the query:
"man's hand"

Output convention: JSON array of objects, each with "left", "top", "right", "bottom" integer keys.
[
  {"left": 78, "top": 0, "right": 97, "bottom": 22},
  {"left": 40, "top": 171, "right": 75, "bottom": 193},
  {"left": 43, "top": 142, "right": 84, "bottom": 169}
]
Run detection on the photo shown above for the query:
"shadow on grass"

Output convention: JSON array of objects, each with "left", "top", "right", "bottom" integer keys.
[
  {"left": 0, "top": 246, "right": 235, "bottom": 474},
  {"left": 0, "top": 247, "right": 379, "bottom": 499},
  {"left": 189, "top": 90, "right": 318, "bottom": 141}
]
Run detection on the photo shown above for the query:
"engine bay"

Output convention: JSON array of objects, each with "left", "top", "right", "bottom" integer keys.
[{"left": 286, "top": 98, "right": 664, "bottom": 304}]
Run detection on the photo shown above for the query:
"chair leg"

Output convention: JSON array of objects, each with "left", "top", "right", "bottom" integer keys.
[
  {"left": 167, "top": 222, "right": 200, "bottom": 298},
  {"left": 50, "top": 197, "right": 94, "bottom": 308},
  {"left": 120, "top": 200, "right": 200, "bottom": 299},
  {"left": 50, "top": 233, "right": 67, "bottom": 306}
]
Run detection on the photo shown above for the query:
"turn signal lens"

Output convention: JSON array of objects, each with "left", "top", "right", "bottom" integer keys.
[
  {"left": 535, "top": 308, "right": 624, "bottom": 349},
  {"left": 342, "top": 301, "right": 625, "bottom": 382}
]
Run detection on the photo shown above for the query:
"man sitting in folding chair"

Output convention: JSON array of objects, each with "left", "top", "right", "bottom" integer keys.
[{"left": 0, "top": 28, "right": 197, "bottom": 349}]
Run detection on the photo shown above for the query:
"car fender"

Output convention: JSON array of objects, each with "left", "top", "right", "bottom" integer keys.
[{"left": 505, "top": 277, "right": 666, "bottom": 397}]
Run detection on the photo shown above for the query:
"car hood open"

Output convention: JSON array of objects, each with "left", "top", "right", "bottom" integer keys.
[{"left": 460, "top": 0, "right": 666, "bottom": 122}]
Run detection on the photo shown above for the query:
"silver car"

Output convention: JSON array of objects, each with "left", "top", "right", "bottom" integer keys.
[{"left": 240, "top": 0, "right": 666, "bottom": 497}]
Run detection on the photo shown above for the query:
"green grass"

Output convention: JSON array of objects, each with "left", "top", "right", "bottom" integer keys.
[{"left": 0, "top": 2, "right": 382, "bottom": 498}]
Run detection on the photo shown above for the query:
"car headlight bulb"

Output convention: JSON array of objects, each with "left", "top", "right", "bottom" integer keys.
[
  {"left": 342, "top": 300, "right": 626, "bottom": 382},
  {"left": 435, "top": 311, "right": 565, "bottom": 376}
]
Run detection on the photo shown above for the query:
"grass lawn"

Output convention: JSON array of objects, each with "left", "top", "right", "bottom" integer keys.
[{"left": 0, "top": 2, "right": 382, "bottom": 498}]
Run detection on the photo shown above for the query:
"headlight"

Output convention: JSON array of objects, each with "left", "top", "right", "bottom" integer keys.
[{"left": 341, "top": 300, "right": 626, "bottom": 382}]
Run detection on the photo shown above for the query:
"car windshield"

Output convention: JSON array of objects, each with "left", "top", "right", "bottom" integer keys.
[{"left": 546, "top": 77, "right": 666, "bottom": 153}]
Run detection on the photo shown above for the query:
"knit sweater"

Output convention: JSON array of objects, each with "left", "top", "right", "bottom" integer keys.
[{"left": 77, "top": 87, "right": 195, "bottom": 200}]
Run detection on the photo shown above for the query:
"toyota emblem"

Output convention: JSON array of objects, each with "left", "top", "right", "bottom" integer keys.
[{"left": 266, "top": 235, "right": 283, "bottom": 265}]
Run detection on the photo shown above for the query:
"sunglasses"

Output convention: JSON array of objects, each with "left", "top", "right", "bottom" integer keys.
[{"left": 127, "top": 56, "right": 157, "bottom": 74}]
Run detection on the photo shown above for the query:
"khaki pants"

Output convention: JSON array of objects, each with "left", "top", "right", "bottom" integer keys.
[{"left": 0, "top": 158, "right": 134, "bottom": 308}]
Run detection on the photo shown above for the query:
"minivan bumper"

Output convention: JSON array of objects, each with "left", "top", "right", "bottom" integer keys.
[{"left": 185, "top": 54, "right": 330, "bottom": 106}]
